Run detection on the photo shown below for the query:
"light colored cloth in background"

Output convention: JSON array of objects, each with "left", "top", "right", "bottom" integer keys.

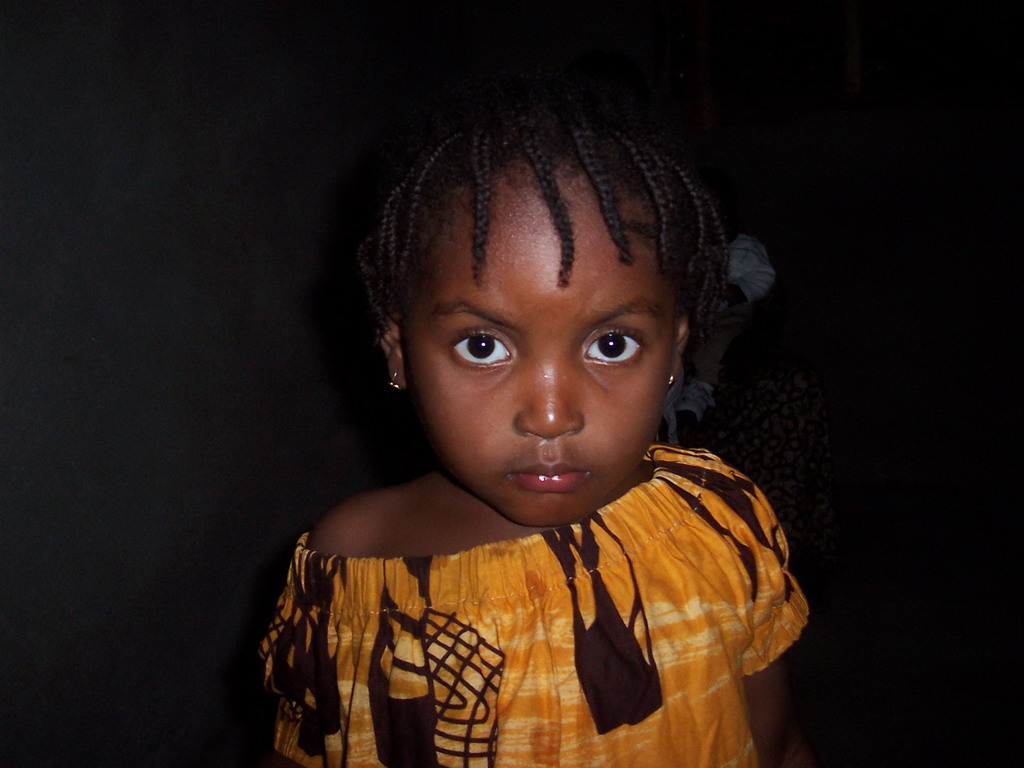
[{"left": 726, "top": 234, "right": 775, "bottom": 304}]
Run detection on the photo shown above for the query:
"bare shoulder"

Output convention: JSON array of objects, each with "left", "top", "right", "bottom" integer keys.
[
  {"left": 308, "top": 483, "right": 413, "bottom": 558},
  {"left": 307, "top": 472, "right": 528, "bottom": 558}
]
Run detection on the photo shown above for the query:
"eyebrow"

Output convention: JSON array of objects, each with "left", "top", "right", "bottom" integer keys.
[
  {"left": 593, "top": 299, "right": 667, "bottom": 322},
  {"left": 431, "top": 299, "right": 667, "bottom": 325},
  {"left": 431, "top": 302, "right": 512, "bottom": 326}
]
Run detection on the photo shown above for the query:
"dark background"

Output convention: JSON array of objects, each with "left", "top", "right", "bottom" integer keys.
[{"left": 1, "top": 2, "right": 1019, "bottom": 766}]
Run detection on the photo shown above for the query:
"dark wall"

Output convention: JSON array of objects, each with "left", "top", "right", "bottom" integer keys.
[
  {"left": 0, "top": 3, "right": 656, "bottom": 766},
  {"left": 694, "top": 104, "right": 1022, "bottom": 487},
  {"left": 1, "top": 2, "right": 1018, "bottom": 766}
]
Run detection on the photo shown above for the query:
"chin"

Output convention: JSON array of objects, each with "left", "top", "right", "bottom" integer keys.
[{"left": 494, "top": 492, "right": 603, "bottom": 530}]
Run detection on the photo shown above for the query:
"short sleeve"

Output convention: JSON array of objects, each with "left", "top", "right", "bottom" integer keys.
[
  {"left": 259, "top": 537, "right": 346, "bottom": 767},
  {"left": 734, "top": 482, "right": 809, "bottom": 675},
  {"left": 652, "top": 447, "right": 809, "bottom": 676}
]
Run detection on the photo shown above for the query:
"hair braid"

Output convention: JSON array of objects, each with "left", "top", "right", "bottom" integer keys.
[
  {"left": 510, "top": 100, "right": 577, "bottom": 285},
  {"left": 470, "top": 131, "right": 492, "bottom": 281},
  {"left": 610, "top": 129, "right": 673, "bottom": 273},
  {"left": 357, "top": 174, "right": 405, "bottom": 331},
  {"left": 400, "top": 132, "right": 463, "bottom": 274},
  {"left": 667, "top": 156, "right": 728, "bottom": 331},
  {"left": 557, "top": 86, "right": 632, "bottom": 264},
  {"left": 356, "top": 70, "right": 729, "bottom": 344},
  {"left": 568, "top": 121, "right": 632, "bottom": 264}
]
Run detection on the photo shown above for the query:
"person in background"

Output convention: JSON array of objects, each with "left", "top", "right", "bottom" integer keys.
[{"left": 663, "top": 167, "right": 776, "bottom": 440}]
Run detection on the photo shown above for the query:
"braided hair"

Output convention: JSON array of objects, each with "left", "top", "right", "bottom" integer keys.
[{"left": 358, "top": 71, "right": 727, "bottom": 344}]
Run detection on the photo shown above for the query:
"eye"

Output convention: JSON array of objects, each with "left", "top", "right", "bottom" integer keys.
[
  {"left": 586, "top": 332, "right": 640, "bottom": 363},
  {"left": 454, "top": 334, "right": 511, "bottom": 364}
]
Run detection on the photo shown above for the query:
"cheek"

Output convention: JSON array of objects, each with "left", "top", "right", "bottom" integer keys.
[
  {"left": 413, "top": 369, "right": 504, "bottom": 450},
  {"left": 587, "top": 373, "right": 667, "bottom": 438},
  {"left": 629, "top": 380, "right": 669, "bottom": 424}
]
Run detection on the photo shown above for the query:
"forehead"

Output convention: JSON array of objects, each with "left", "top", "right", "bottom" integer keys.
[{"left": 413, "top": 169, "right": 672, "bottom": 314}]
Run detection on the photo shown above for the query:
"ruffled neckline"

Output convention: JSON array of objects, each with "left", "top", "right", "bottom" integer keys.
[{"left": 298, "top": 444, "right": 688, "bottom": 566}]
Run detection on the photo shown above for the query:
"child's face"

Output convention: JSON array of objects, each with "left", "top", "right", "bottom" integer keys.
[{"left": 383, "top": 170, "right": 688, "bottom": 529}]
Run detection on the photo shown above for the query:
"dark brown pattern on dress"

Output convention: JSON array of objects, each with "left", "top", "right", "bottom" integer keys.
[
  {"left": 369, "top": 564, "right": 503, "bottom": 767},
  {"left": 656, "top": 456, "right": 794, "bottom": 601},
  {"left": 261, "top": 553, "right": 346, "bottom": 758},
  {"left": 542, "top": 518, "right": 662, "bottom": 734}
]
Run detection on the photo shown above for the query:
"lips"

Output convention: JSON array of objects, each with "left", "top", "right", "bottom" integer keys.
[{"left": 508, "top": 464, "right": 591, "bottom": 493}]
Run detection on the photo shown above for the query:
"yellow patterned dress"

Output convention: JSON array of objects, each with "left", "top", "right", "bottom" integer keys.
[{"left": 260, "top": 445, "right": 808, "bottom": 767}]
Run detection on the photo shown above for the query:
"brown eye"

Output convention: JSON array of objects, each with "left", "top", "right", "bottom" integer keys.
[
  {"left": 587, "top": 332, "right": 639, "bottom": 362},
  {"left": 454, "top": 334, "right": 510, "bottom": 364}
]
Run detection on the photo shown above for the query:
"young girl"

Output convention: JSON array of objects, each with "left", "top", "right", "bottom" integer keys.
[{"left": 259, "top": 72, "right": 815, "bottom": 768}]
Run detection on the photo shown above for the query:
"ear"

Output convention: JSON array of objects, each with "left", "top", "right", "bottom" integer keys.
[
  {"left": 671, "top": 315, "right": 690, "bottom": 380},
  {"left": 379, "top": 316, "right": 408, "bottom": 389}
]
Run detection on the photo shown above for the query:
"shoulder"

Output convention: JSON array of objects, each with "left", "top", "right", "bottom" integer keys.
[
  {"left": 306, "top": 472, "right": 495, "bottom": 558},
  {"left": 650, "top": 443, "right": 746, "bottom": 488},
  {"left": 650, "top": 445, "right": 807, "bottom": 641},
  {"left": 308, "top": 482, "right": 417, "bottom": 558},
  {"left": 651, "top": 444, "right": 782, "bottom": 549}
]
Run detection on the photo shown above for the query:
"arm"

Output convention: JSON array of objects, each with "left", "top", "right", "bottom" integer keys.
[{"left": 743, "top": 656, "right": 818, "bottom": 768}]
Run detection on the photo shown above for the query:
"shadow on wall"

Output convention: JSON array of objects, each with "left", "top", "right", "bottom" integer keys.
[
  {"left": 310, "top": 151, "right": 436, "bottom": 487},
  {"left": 211, "top": 151, "right": 443, "bottom": 765}
]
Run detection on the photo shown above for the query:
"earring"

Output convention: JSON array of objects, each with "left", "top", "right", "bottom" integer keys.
[
  {"left": 388, "top": 370, "right": 402, "bottom": 390},
  {"left": 667, "top": 375, "right": 676, "bottom": 387}
]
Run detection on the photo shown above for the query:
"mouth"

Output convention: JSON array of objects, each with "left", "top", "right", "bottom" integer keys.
[{"left": 507, "top": 464, "right": 591, "bottom": 494}]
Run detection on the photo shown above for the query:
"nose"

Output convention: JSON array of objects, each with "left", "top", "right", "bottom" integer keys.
[{"left": 512, "top": 364, "right": 584, "bottom": 440}]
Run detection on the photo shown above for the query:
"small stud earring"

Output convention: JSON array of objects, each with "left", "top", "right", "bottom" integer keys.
[
  {"left": 667, "top": 375, "right": 676, "bottom": 387},
  {"left": 388, "top": 371, "right": 402, "bottom": 390}
]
